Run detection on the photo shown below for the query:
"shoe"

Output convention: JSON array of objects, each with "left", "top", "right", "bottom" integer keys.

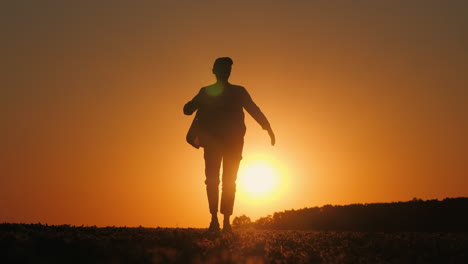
[
  {"left": 208, "top": 220, "right": 220, "bottom": 233},
  {"left": 223, "top": 222, "right": 232, "bottom": 233}
]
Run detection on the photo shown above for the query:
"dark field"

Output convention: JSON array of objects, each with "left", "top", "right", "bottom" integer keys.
[{"left": 1, "top": 224, "right": 467, "bottom": 264}]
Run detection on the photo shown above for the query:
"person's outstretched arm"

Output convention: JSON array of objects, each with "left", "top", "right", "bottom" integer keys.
[
  {"left": 183, "top": 88, "right": 203, "bottom": 115},
  {"left": 241, "top": 87, "right": 276, "bottom": 146}
]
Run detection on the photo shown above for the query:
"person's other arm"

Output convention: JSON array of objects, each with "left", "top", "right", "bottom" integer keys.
[
  {"left": 241, "top": 87, "right": 276, "bottom": 146},
  {"left": 183, "top": 88, "right": 203, "bottom": 115}
]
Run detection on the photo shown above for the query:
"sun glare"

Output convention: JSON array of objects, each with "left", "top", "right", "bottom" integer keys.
[
  {"left": 241, "top": 164, "right": 276, "bottom": 195},
  {"left": 237, "top": 154, "right": 286, "bottom": 202}
]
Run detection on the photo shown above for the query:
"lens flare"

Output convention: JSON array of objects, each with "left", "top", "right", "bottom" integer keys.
[{"left": 206, "top": 84, "right": 223, "bottom": 96}]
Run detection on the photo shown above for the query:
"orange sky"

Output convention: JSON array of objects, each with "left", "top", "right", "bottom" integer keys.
[{"left": 2, "top": 1, "right": 467, "bottom": 227}]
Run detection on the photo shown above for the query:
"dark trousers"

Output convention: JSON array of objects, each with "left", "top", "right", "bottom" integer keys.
[{"left": 203, "top": 137, "right": 243, "bottom": 216}]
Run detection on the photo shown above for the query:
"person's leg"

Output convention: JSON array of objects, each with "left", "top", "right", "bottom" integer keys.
[
  {"left": 204, "top": 144, "right": 222, "bottom": 230},
  {"left": 220, "top": 139, "right": 243, "bottom": 230}
]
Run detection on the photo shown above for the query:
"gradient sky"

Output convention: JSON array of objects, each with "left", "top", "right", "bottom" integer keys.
[{"left": 2, "top": 0, "right": 467, "bottom": 228}]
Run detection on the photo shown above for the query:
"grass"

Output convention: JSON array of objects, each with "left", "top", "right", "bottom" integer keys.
[{"left": 1, "top": 223, "right": 468, "bottom": 263}]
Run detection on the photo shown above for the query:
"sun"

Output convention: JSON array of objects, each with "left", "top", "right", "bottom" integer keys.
[
  {"left": 237, "top": 154, "right": 285, "bottom": 202},
  {"left": 240, "top": 163, "right": 276, "bottom": 195}
]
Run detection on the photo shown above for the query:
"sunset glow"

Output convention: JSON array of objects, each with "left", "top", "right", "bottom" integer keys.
[{"left": 2, "top": 1, "right": 467, "bottom": 228}]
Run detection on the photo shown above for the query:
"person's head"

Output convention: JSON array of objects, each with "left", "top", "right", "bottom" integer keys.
[{"left": 212, "top": 57, "right": 233, "bottom": 81}]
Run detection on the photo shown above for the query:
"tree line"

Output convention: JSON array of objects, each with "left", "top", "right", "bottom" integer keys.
[{"left": 233, "top": 197, "right": 468, "bottom": 232}]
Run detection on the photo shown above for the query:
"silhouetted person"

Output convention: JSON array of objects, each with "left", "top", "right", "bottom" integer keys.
[{"left": 184, "top": 57, "right": 275, "bottom": 232}]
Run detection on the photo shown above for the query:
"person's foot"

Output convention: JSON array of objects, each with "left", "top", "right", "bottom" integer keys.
[
  {"left": 223, "top": 219, "right": 232, "bottom": 233},
  {"left": 223, "top": 223, "right": 232, "bottom": 233},
  {"left": 208, "top": 219, "right": 220, "bottom": 233}
]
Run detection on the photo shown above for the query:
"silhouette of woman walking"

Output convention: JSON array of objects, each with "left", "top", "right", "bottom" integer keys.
[{"left": 184, "top": 57, "right": 275, "bottom": 232}]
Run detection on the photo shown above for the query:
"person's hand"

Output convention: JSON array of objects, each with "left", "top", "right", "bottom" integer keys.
[{"left": 267, "top": 128, "right": 275, "bottom": 146}]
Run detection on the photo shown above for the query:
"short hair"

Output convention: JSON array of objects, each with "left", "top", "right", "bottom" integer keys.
[{"left": 213, "top": 57, "right": 233, "bottom": 75}]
